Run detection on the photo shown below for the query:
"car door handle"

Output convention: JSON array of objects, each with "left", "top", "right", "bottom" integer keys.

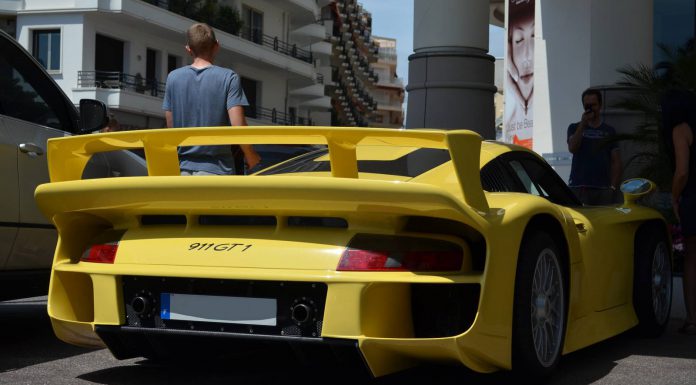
[{"left": 19, "top": 142, "right": 45, "bottom": 156}]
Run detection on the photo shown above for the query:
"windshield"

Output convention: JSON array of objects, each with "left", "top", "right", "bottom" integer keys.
[{"left": 258, "top": 147, "right": 451, "bottom": 178}]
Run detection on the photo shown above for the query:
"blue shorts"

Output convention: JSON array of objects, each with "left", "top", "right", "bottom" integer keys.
[{"left": 680, "top": 194, "right": 696, "bottom": 237}]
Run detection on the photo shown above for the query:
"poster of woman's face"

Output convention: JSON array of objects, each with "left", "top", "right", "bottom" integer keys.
[{"left": 504, "top": 0, "right": 535, "bottom": 149}]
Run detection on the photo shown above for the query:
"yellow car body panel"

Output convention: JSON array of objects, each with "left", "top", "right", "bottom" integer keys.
[{"left": 35, "top": 127, "right": 668, "bottom": 377}]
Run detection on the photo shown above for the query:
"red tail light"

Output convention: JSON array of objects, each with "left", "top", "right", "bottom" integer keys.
[
  {"left": 337, "top": 235, "right": 463, "bottom": 272},
  {"left": 81, "top": 242, "right": 119, "bottom": 264}
]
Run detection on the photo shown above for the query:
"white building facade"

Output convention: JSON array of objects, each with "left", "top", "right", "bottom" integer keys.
[
  {"left": 0, "top": 0, "right": 334, "bottom": 129},
  {"left": 369, "top": 36, "right": 404, "bottom": 128}
]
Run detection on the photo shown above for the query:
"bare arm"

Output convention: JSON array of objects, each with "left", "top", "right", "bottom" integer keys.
[
  {"left": 610, "top": 148, "right": 622, "bottom": 189},
  {"left": 228, "top": 106, "right": 261, "bottom": 170},
  {"left": 568, "top": 124, "right": 584, "bottom": 153},
  {"left": 672, "top": 123, "right": 693, "bottom": 219},
  {"left": 568, "top": 111, "right": 593, "bottom": 153},
  {"left": 165, "top": 111, "right": 173, "bottom": 128}
]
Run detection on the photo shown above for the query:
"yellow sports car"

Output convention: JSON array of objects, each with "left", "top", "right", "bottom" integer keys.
[{"left": 35, "top": 126, "right": 672, "bottom": 380}]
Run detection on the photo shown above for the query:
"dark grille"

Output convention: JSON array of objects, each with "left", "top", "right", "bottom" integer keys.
[{"left": 122, "top": 276, "right": 327, "bottom": 339}]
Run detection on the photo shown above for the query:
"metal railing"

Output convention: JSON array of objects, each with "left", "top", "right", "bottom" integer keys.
[
  {"left": 141, "top": 0, "right": 311, "bottom": 64},
  {"left": 78, "top": 71, "right": 166, "bottom": 97},
  {"left": 142, "top": 0, "right": 169, "bottom": 8},
  {"left": 244, "top": 105, "right": 313, "bottom": 126},
  {"left": 239, "top": 29, "right": 313, "bottom": 64}
]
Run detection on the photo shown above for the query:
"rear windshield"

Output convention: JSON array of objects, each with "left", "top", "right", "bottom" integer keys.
[{"left": 258, "top": 148, "right": 451, "bottom": 178}]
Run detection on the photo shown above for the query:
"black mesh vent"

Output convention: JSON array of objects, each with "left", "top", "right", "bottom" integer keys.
[{"left": 481, "top": 159, "right": 516, "bottom": 192}]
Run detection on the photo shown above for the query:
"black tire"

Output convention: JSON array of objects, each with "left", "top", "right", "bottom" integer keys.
[
  {"left": 633, "top": 225, "right": 672, "bottom": 337},
  {"left": 512, "top": 230, "right": 567, "bottom": 381}
]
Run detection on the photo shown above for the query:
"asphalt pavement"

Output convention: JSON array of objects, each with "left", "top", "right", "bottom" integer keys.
[{"left": 1, "top": 296, "right": 695, "bottom": 385}]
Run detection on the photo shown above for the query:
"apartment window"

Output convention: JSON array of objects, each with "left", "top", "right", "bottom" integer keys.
[
  {"left": 32, "top": 29, "right": 60, "bottom": 72},
  {"left": 288, "top": 107, "right": 297, "bottom": 124},
  {"left": 95, "top": 34, "right": 124, "bottom": 73},
  {"left": 167, "top": 54, "right": 181, "bottom": 74},
  {"left": 242, "top": 5, "right": 263, "bottom": 44},
  {"left": 146, "top": 48, "right": 160, "bottom": 81},
  {"left": 240, "top": 76, "right": 261, "bottom": 119}
]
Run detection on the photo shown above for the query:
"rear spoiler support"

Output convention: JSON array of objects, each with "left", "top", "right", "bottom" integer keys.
[{"left": 46, "top": 127, "right": 489, "bottom": 213}]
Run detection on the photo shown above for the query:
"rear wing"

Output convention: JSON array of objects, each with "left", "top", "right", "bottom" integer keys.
[{"left": 46, "top": 126, "right": 488, "bottom": 212}]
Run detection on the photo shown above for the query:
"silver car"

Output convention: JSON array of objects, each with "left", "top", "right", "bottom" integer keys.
[{"left": 0, "top": 30, "right": 145, "bottom": 300}]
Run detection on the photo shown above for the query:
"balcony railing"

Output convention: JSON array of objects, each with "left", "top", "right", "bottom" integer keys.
[
  {"left": 141, "top": 0, "right": 312, "bottom": 64},
  {"left": 78, "top": 71, "right": 165, "bottom": 97},
  {"left": 239, "top": 29, "right": 313, "bottom": 64},
  {"left": 244, "top": 105, "right": 314, "bottom": 126}
]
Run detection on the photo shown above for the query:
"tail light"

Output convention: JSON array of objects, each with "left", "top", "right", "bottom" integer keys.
[
  {"left": 80, "top": 230, "right": 125, "bottom": 264},
  {"left": 337, "top": 234, "right": 463, "bottom": 272},
  {"left": 81, "top": 242, "right": 119, "bottom": 263}
]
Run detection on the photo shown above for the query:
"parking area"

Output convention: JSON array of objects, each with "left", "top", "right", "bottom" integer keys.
[{"left": 1, "top": 295, "right": 695, "bottom": 385}]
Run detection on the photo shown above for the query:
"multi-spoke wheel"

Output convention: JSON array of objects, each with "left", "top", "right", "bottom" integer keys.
[
  {"left": 513, "top": 230, "right": 567, "bottom": 380},
  {"left": 634, "top": 225, "right": 672, "bottom": 337},
  {"left": 531, "top": 248, "right": 565, "bottom": 367}
]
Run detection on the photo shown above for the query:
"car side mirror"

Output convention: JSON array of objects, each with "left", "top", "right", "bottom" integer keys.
[
  {"left": 620, "top": 178, "right": 655, "bottom": 206},
  {"left": 78, "top": 99, "right": 109, "bottom": 134}
]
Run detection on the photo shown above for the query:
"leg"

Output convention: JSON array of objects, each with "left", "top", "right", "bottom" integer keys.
[{"left": 683, "top": 235, "right": 696, "bottom": 325}]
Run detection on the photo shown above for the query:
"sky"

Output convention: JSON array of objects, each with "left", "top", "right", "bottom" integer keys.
[{"left": 360, "top": 0, "right": 505, "bottom": 84}]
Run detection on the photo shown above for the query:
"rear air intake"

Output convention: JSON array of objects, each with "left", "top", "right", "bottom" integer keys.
[
  {"left": 141, "top": 215, "right": 187, "bottom": 226},
  {"left": 287, "top": 217, "right": 348, "bottom": 228},
  {"left": 198, "top": 215, "right": 277, "bottom": 226},
  {"left": 411, "top": 283, "right": 481, "bottom": 337}
]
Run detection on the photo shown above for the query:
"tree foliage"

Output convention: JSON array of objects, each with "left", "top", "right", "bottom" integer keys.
[
  {"left": 614, "top": 39, "right": 696, "bottom": 191},
  {"left": 158, "top": 0, "right": 243, "bottom": 36}
]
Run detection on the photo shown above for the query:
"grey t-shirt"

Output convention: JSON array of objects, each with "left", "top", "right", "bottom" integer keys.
[{"left": 162, "top": 65, "right": 248, "bottom": 174}]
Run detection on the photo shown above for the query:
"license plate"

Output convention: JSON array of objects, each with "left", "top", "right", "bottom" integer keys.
[{"left": 160, "top": 293, "right": 277, "bottom": 326}]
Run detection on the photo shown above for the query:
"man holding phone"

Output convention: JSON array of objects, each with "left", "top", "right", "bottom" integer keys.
[{"left": 567, "top": 88, "right": 622, "bottom": 205}]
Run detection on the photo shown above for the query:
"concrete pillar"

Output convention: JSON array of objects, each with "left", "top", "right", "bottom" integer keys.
[{"left": 406, "top": 0, "right": 495, "bottom": 139}]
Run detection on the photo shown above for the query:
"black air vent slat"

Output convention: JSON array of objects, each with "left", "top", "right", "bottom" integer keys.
[
  {"left": 287, "top": 217, "right": 348, "bottom": 228},
  {"left": 141, "top": 215, "right": 187, "bottom": 225},
  {"left": 199, "top": 216, "right": 277, "bottom": 226}
]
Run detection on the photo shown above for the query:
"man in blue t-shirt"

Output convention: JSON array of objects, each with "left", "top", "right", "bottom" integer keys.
[
  {"left": 567, "top": 88, "right": 622, "bottom": 205},
  {"left": 163, "top": 23, "right": 260, "bottom": 175}
]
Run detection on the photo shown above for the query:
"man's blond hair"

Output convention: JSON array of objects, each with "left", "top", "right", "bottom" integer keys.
[{"left": 186, "top": 23, "right": 217, "bottom": 57}]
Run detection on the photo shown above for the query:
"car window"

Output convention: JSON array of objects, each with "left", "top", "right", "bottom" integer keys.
[
  {"left": 480, "top": 158, "right": 521, "bottom": 192},
  {"left": 502, "top": 152, "right": 581, "bottom": 206},
  {"left": 510, "top": 160, "right": 544, "bottom": 196},
  {"left": 258, "top": 147, "right": 451, "bottom": 178},
  {"left": 0, "top": 33, "right": 76, "bottom": 131}
]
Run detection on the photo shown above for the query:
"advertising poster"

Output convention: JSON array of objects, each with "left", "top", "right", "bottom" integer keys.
[{"left": 503, "top": 0, "right": 535, "bottom": 149}]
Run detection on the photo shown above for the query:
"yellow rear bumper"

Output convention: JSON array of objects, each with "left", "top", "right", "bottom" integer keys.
[{"left": 48, "top": 262, "right": 510, "bottom": 376}]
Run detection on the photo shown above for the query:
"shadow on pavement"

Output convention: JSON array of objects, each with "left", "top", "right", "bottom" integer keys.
[
  {"left": 0, "top": 298, "right": 97, "bottom": 373},
  {"left": 74, "top": 320, "right": 696, "bottom": 385},
  {"left": 79, "top": 357, "right": 368, "bottom": 385}
]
